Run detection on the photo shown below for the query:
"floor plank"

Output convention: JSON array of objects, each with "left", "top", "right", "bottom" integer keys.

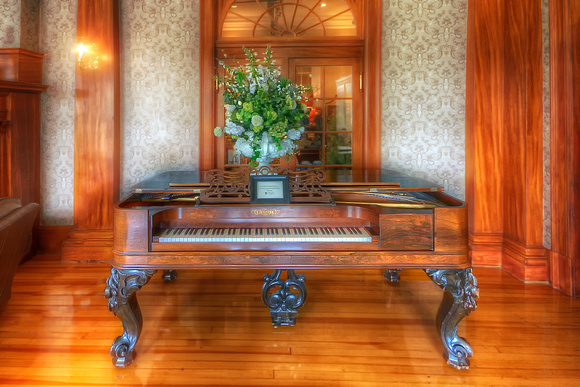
[{"left": 0, "top": 255, "right": 579, "bottom": 386}]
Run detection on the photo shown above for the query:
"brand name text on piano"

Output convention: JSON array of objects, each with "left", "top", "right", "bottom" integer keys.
[{"left": 251, "top": 208, "right": 281, "bottom": 216}]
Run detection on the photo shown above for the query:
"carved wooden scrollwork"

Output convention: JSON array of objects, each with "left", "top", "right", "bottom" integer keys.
[
  {"left": 200, "top": 169, "right": 251, "bottom": 203},
  {"left": 200, "top": 167, "right": 330, "bottom": 203},
  {"left": 287, "top": 168, "right": 331, "bottom": 202},
  {"left": 261, "top": 269, "right": 307, "bottom": 326},
  {"left": 424, "top": 268, "right": 479, "bottom": 369},
  {"left": 104, "top": 267, "right": 156, "bottom": 367}
]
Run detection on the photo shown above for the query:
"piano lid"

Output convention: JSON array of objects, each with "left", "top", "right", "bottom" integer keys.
[{"left": 130, "top": 170, "right": 443, "bottom": 193}]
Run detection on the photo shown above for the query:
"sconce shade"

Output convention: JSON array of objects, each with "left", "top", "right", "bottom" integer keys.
[{"left": 77, "top": 40, "right": 98, "bottom": 70}]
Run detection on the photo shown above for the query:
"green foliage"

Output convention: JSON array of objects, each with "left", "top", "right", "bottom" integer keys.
[{"left": 213, "top": 46, "right": 311, "bottom": 162}]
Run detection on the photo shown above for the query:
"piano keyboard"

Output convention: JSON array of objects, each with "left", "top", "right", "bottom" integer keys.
[{"left": 158, "top": 226, "right": 372, "bottom": 243}]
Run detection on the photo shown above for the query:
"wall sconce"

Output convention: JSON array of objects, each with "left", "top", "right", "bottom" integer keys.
[{"left": 77, "top": 40, "right": 99, "bottom": 70}]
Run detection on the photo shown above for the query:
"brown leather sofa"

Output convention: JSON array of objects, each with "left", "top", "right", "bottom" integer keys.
[{"left": 0, "top": 198, "right": 39, "bottom": 311}]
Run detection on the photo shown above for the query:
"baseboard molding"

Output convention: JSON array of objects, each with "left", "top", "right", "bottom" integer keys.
[
  {"left": 38, "top": 225, "right": 74, "bottom": 254},
  {"left": 549, "top": 251, "right": 574, "bottom": 295},
  {"left": 469, "top": 232, "right": 503, "bottom": 266},
  {"left": 470, "top": 232, "right": 549, "bottom": 282},
  {"left": 502, "top": 236, "right": 548, "bottom": 282},
  {"left": 61, "top": 229, "right": 113, "bottom": 262}
]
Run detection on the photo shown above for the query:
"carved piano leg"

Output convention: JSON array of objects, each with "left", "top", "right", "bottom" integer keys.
[
  {"left": 424, "top": 268, "right": 479, "bottom": 369},
  {"left": 261, "top": 269, "right": 307, "bottom": 327},
  {"left": 104, "top": 267, "right": 156, "bottom": 367},
  {"left": 162, "top": 270, "right": 177, "bottom": 282},
  {"left": 384, "top": 269, "right": 401, "bottom": 283}
]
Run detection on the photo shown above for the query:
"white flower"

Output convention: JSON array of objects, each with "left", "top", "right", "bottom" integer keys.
[
  {"left": 224, "top": 119, "right": 244, "bottom": 136},
  {"left": 286, "top": 129, "right": 301, "bottom": 141},
  {"left": 279, "top": 138, "right": 296, "bottom": 155},
  {"left": 234, "top": 138, "right": 255, "bottom": 158},
  {"left": 251, "top": 115, "right": 264, "bottom": 127}
]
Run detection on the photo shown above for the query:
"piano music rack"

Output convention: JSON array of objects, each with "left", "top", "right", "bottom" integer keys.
[{"left": 200, "top": 167, "right": 332, "bottom": 204}]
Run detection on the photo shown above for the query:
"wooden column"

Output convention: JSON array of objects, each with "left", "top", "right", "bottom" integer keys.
[
  {"left": 362, "top": 0, "right": 382, "bottom": 170},
  {"left": 62, "top": 0, "right": 120, "bottom": 261},
  {"left": 501, "top": 0, "right": 546, "bottom": 281},
  {"left": 199, "top": 0, "right": 218, "bottom": 171},
  {"left": 466, "top": 0, "right": 547, "bottom": 281},
  {"left": 549, "top": 0, "right": 580, "bottom": 295},
  {"left": 466, "top": 0, "right": 505, "bottom": 267}
]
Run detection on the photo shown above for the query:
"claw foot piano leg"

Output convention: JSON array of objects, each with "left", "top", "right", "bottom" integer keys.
[
  {"left": 384, "top": 269, "right": 401, "bottom": 283},
  {"left": 104, "top": 267, "right": 156, "bottom": 367},
  {"left": 162, "top": 270, "right": 177, "bottom": 282},
  {"left": 424, "top": 268, "right": 479, "bottom": 369},
  {"left": 261, "top": 269, "right": 307, "bottom": 327}
]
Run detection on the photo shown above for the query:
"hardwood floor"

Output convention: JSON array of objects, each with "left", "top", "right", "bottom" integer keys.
[{"left": 0, "top": 255, "right": 579, "bottom": 386}]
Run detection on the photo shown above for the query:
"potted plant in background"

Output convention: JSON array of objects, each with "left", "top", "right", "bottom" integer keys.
[{"left": 213, "top": 46, "right": 311, "bottom": 168}]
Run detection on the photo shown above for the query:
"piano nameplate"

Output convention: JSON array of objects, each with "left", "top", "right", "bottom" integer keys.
[{"left": 251, "top": 208, "right": 281, "bottom": 216}]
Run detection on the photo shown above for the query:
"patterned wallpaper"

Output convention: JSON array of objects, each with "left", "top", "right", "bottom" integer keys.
[
  {"left": 542, "top": 0, "right": 550, "bottom": 248},
  {"left": 20, "top": 0, "right": 40, "bottom": 51},
  {"left": 381, "top": 0, "right": 468, "bottom": 199},
  {"left": 120, "top": 0, "right": 200, "bottom": 197},
  {"left": 0, "top": 0, "right": 20, "bottom": 47},
  {"left": 38, "top": 0, "right": 77, "bottom": 225}
]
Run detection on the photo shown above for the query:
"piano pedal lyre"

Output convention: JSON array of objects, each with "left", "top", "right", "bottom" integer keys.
[{"left": 261, "top": 269, "right": 307, "bottom": 327}]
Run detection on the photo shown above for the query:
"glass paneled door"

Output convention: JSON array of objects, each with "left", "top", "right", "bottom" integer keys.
[{"left": 291, "top": 58, "right": 362, "bottom": 171}]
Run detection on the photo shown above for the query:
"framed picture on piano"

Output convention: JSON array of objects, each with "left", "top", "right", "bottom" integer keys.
[{"left": 250, "top": 175, "right": 290, "bottom": 204}]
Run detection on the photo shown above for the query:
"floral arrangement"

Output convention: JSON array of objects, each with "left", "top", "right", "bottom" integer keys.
[{"left": 213, "top": 46, "right": 311, "bottom": 166}]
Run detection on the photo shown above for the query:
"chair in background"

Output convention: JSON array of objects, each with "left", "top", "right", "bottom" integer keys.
[{"left": 0, "top": 198, "right": 39, "bottom": 311}]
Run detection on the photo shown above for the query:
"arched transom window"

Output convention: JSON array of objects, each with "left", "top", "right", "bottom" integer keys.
[{"left": 222, "top": 0, "right": 358, "bottom": 38}]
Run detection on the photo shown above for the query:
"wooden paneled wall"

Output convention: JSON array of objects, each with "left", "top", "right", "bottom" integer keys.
[
  {"left": 501, "top": 0, "right": 546, "bottom": 281},
  {"left": 199, "top": 1, "right": 217, "bottom": 171},
  {"left": 548, "top": 0, "right": 580, "bottom": 295},
  {"left": 61, "top": 0, "right": 120, "bottom": 261},
  {"left": 466, "top": 0, "right": 548, "bottom": 282},
  {"left": 465, "top": 0, "right": 505, "bottom": 268}
]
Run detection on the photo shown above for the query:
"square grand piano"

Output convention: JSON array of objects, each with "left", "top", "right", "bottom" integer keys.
[{"left": 105, "top": 169, "right": 478, "bottom": 369}]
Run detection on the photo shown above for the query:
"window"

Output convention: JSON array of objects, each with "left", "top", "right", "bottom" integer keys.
[
  {"left": 292, "top": 59, "right": 362, "bottom": 170},
  {"left": 222, "top": 0, "right": 357, "bottom": 38}
]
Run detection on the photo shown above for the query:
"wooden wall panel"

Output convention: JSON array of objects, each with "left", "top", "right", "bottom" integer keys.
[
  {"left": 4, "top": 92, "right": 42, "bottom": 206},
  {"left": 501, "top": 0, "right": 546, "bottom": 281},
  {"left": 549, "top": 0, "right": 580, "bottom": 295},
  {"left": 467, "top": 0, "right": 547, "bottom": 281},
  {"left": 466, "top": 0, "right": 505, "bottom": 267},
  {"left": 362, "top": 0, "right": 382, "bottom": 170},
  {"left": 199, "top": 0, "right": 218, "bottom": 171},
  {"left": 574, "top": 0, "right": 580, "bottom": 296},
  {"left": 62, "top": 0, "right": 120, "bottom": 261}
]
